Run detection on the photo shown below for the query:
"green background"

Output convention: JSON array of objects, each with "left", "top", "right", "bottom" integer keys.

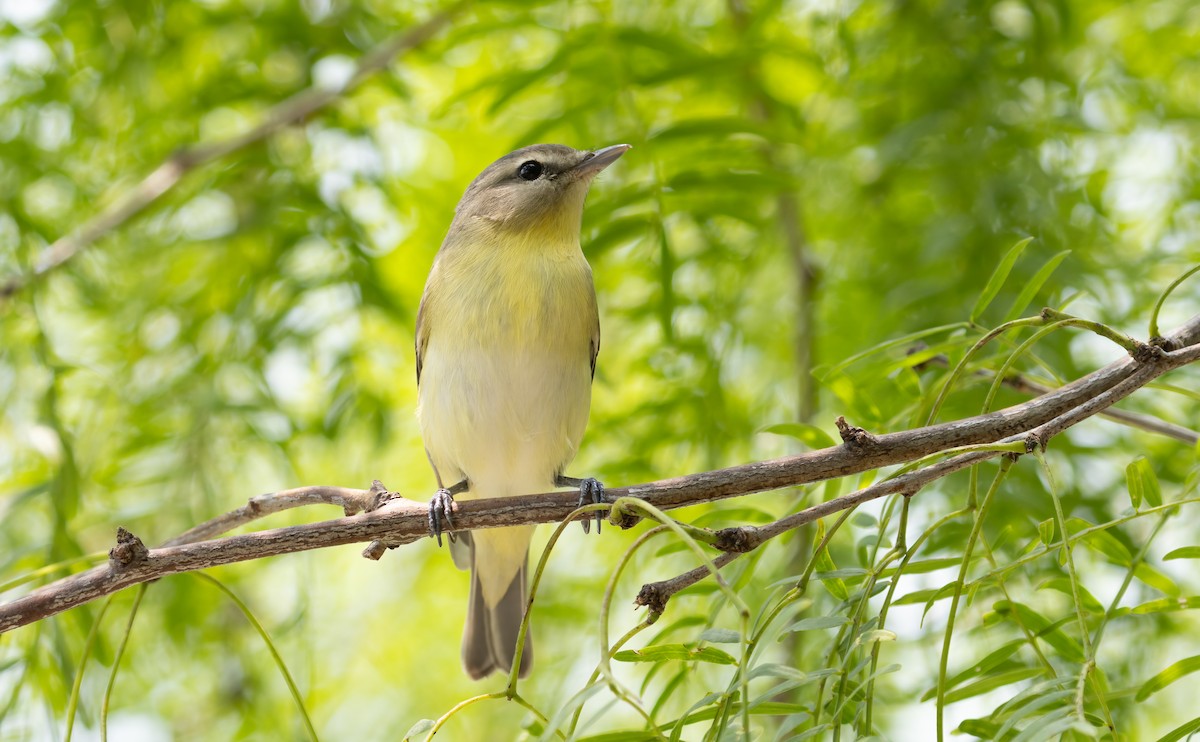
[{"left": 1, "top": 0, "right": 1198, "bottom": 739}]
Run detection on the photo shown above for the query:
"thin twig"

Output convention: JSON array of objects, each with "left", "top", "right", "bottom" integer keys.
[
  {"left": 1005, "top": 374, "right": 1197, "bottom": 445},
  {"left": 163, "top": 485, "right": 382, "bottom": 547}
]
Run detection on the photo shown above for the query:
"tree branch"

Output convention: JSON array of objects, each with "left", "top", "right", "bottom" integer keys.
[
  {"left": 638, "top": 337, "right": 1200, "bottom": 611},
  {"left": 1, "top": 313, "right": 1197, "bottom": 634},
  {"left": 0, "top": 3, "right": 464, "bottom": 300}
]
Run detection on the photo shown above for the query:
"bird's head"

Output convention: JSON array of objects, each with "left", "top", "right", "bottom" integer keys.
[{"left": 452, "top": 143, "right": 630, "bottom": 241}]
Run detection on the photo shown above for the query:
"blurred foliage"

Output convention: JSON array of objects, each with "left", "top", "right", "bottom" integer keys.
[{"left": 1, "top": 0, "right": 1199, "bottom": 739}]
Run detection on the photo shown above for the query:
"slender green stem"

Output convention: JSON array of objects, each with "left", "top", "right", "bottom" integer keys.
[
  {"left": 594, "top": 523, "right": 669, "bottom": 737},
  {"left": 937, "top": 457, "right": 1014, "bottom": 742},
  {"left": 1080, "top": 510, "right": 1171, "bottom": 735},
  {"left": 423, "top": 692, "right": 505, "bottom": 740},
  {"left": 969, "top": 494, "right": 1200, "bottom": 587},
  {"left": 507, "top": 502, "right": 610, "bottom": 696},
  {"left": 865, "top": 505, "right": 969, "bottom": 731},
  {"left": 1040, "top": 309, "right": 1143, "bottom": 356},
  {"left": 510, "top": 694, "right": 556, "bottom": 739},
  {"left": 609, "top": 498, "right": 749, "bottom": 616},
  {"left": 565, "top": 618, "right": 657, "bottom": 737},
  {"left": 836, "top": 496, "right": 906, "bottom": 738},
  {"left": 1149, "top": 263, "right": 1200, "bottom": 339},
  {"left": 101, "top": 584, "right": 147, "bottom": 742},
  {"left": 982, "top": 320, "right": 1076, "bottom": 413},
  {"left": 65, "top": 598, "right": 113, "bottom": 742},
  {"left": 907, "top": 441, "right": 1027, "bottom": 471},
  {"left": 608, "top": 497, "right": 750, "bottom": 739},
  {"left": 1035, "top": 452, "right": 1095, "bottom": 660},
  {"left": 1036, "top": 450, "right": 1105, "bottom": 726},
  {"left": 975, "top": 533, "right": 1055, "bottom": 675},
  {"left": 926, "top": 316, "right": 1045, "bottom": 425},
  {"left": 807, "top": 509, "right": 857, "bottom": 730},
  {"left": 191, "top": 573, "right": 318, "bottom": 742}
]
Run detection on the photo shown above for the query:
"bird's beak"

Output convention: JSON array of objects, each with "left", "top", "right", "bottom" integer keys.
[{"left": 569, "top": 144, "right": 632, "bottom": 180}]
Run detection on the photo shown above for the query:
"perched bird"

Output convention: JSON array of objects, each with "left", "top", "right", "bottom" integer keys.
[{"left": 415, "top": 143, "right": 630, "bottom": 679}]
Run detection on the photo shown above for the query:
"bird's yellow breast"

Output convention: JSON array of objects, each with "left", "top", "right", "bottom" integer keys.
[{"left": 415, "top": 228, "right": 598, "bottom": 511}]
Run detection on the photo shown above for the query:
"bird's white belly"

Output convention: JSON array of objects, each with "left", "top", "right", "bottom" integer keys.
[{"left": 417, "top": 341, "right": 591, "bottom": 501}]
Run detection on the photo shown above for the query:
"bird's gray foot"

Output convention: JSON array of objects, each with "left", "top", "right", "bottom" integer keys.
[
  {"left": 556, "top": 475, "right": 606, "bottom": 534},
  {"left": 428, "top": 480, "right": 468, "bottom": 547}
]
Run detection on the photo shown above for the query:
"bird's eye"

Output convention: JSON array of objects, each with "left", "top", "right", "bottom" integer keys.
[{"left": 517, "top": 161, "right": 543, "bottom": 181}]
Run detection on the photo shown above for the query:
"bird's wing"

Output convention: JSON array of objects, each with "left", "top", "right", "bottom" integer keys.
[
  {"left": 415, "top": 292, "right": 430, "bottom": 385},
  {"left": 590, "top": 288, "right": 600, "bottom": 380}
]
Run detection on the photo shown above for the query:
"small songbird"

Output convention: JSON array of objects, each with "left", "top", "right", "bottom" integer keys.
[{"left": 415, "top": 143, "right": 630, "bottom": 679}]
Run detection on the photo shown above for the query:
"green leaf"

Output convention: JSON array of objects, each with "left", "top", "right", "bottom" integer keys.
[
  {"left": 1164, "top": 547, "right": 1200, "bottom": 561},
  {"left": 922, "top": 668, "right": 1043, "bottom": 703},
  {"left": 813, "top": 523, "right": 849, "bottom": 601},
  {"left": 854, "top": 629, "right": 896, "bottom": 646},
  {"left": 577, "top": 732, "right": 664, "bottom": 742},
  {"left": 1132, "top": 596, "right": 1200, "bottom": 614},
  {"left": 1003, "top": 250, "right": 1071, "bottom": 322},
  {"left": 696, "top": 628, "right": 740, "bottom": 644},
  {"left": 746, "top": 664, "right": 836, "bottom": 684},
  {"left": 819, "top": 323, "right": 969, "bottom": 378},
  {"left": 971, "top": 237, "right": 1033, "bottom": 322},
  {"left": 1137, "top": 655, "right": 1200, "bottom": 701},
  {"left": 994, "top": 689, "right": 1075, "bottom": 739},
  {"left": 402, "top": 720, "right": 434, "bottom": 741},
  {"left": 1037, "top": 518, "right": 1055, "bottom": 547},
  {"left": 1078, "top": 527, "right": 1133, "bottom": 567},
  {"left": 1038, "top": 577, "right": 1105, "bottom": 614},
  {"left": 540, "top": 683, "right": 608, "bottom": 742},
  {"left": 1135, "top": 563, "right": 1181, "bottom": 597},
  {"left": 666, "top": 692, "right": 722, "bottom": 742},
  {"left": 893, "top": 584, "right": 956, "bottom": 606},
  {"left": 761, "top": 422, "right": 836, "bottom": 449},
  {"left": 782, "top": 616, "right": 848, "bottom": 632},
  {"left": 1126, "top": 457, "right": 1163, "bottom": 509},
  {"left": 957, "top": 719, "right": 1001, "bottom": 738},
  {"left": 613, "top": 644, "right": 738, "bottom": 665},
  {"left": 991, "top": 601, "right": 1085, "bottom": 662},
  {"left": 1156, "top": 715, "right": 1200, "bottom": 742},
  {"left": 935, "top": 640, "right": 1025, "bottom": 695},
  {"left": 879, "top": 557, "right": 961, "bottom": 577}
]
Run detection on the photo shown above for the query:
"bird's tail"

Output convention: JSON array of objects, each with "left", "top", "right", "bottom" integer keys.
[{"left": 462, "top": 541, "right": 533, "bottom": 679}]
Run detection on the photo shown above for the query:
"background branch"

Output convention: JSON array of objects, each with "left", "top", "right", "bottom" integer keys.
[
  {"left": 0, "top": 313, "right": 1195, "bottom": 634},
  {"left": 0, "top": 4, "right": 463, "bottom": 300}
]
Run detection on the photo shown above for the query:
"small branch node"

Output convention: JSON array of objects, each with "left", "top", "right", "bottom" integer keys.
[
  {"left": 1024, "top": 433, "right": 1046, "bottom": 454},
  {"left": 108, "top": 527, "right": 149, "bottom": 568},
  {"left": 836, "top": 415, "right": 878, "bottom": 448},
  {"left": 1150, "top": 336, "right": 1178, "bottom": 351},
  {"left": 1132, "top": 341, "right": 1167, "bottom": 364},
  {"left": 634, "top": 582, "right": 670, "bottom": 615},
  {"left": 714, "top": 526, "right": 760, "bottom": 553},
  {"left": 608, "top": 501, "right": 642, "bottom": 530},
  {"left": 362, "top": 540, "right": 390, "bottom": 560},
  {"left": 365, "top": 480, "right": 398, "bottom": 513}
]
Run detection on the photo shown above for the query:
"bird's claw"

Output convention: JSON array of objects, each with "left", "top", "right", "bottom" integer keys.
[
  {"left": 577, "top": 477, "right": 605, "bottom": 535},
  {"left": 428, "top": 488, "right": 456, "bottom": 546}
]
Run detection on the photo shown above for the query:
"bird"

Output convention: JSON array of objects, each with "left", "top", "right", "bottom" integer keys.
[{"left": 415, "top": 143, "right": 630, "bottom": 679}]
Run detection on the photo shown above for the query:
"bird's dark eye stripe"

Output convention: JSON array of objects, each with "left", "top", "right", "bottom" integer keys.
[{"left": 517, "top": 160, "right": 543, "bottom": 181}]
